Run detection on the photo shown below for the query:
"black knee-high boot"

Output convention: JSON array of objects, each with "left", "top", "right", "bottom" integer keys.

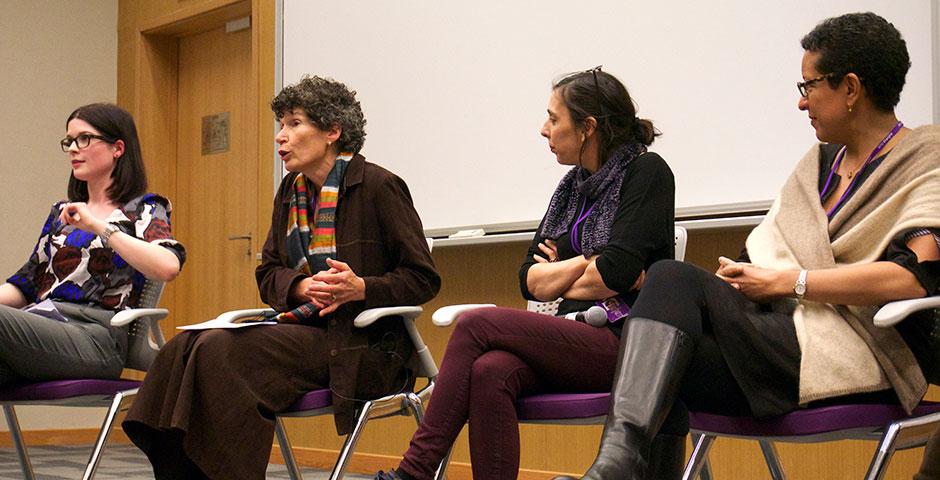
[
  {"left": 556, "top": 318, "right": 693, "bottom": 480},
  {"left": 647, "top": 434, "right": 686, "bottom": 480},
  {"left": 916, "top": 428, "right": 940, "bottom": 480}
]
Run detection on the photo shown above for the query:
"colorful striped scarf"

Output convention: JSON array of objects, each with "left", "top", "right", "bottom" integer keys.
[{"left": 280, "top": 153, "right": 351, "bottom": 322}]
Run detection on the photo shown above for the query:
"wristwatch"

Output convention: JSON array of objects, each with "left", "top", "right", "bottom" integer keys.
[
  {"left": 100, "top": 223, "right": 121, "bottom": 246},
  {"left": 793, "top": 269, "right": 808, "bottom": 300}
]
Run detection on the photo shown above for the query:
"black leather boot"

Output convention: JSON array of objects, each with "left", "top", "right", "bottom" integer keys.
[
  {"left": 647, "top": 433, "right": 687, "bottom": 480},
  {"left": 555, "top": 318, "right": 693, "bottom": 480}
]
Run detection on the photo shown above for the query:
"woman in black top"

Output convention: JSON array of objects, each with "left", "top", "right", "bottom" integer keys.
[
  {"left": 559, "top": 13, "right": 940, "bottom": 480},
  {"left": 375, "top": 68, "right": 676, "bottom": 480}
]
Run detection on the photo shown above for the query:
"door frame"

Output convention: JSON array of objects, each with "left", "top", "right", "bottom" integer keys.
[{"left": 118, "top": 0, "right": 277, "bottom": 324}]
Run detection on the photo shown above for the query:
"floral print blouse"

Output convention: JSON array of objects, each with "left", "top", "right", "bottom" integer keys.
[{"left": 6, "top": 194, "right": 186, "bottom": 311}]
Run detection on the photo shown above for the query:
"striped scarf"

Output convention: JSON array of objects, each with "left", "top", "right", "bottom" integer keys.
[{"left": 281, "top": 153, "right": 351, "bottom": 322}]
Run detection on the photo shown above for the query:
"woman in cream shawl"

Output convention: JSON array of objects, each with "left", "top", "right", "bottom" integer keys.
[{"left": 558, "top": 12, "right": 940, "bottom": 480}]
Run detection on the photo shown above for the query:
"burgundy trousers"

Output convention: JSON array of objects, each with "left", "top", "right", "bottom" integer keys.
[{"left": 398, "top": 307, "right": 620, "bottom": 480}]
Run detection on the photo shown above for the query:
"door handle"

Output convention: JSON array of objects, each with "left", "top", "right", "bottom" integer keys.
[{"left": 227, "top": 233, "right": 252, "bottom": 257}]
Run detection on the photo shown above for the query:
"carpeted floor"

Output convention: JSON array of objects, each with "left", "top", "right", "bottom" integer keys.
[{"left": 0, "top": 444, "right": 373, "bottom": 479}]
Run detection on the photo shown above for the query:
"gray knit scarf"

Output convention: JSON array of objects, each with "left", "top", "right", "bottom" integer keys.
[{"left": 540, "top": 142, "right": 646, "bottom": 256}]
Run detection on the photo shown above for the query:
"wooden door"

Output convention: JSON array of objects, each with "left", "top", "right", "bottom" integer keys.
[{"left": 171, "top": 24, "right": 260, "bottom": 329}]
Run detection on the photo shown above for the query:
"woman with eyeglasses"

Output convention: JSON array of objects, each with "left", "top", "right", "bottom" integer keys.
[
  {"left": 0, "top": 103, "right": 184, "bottom": 388},
  {"left": 374, "top": 68, "right": 676, "bottom": 480},
  {"left": 556, "top": 13, "right": 940, "bottom": 480}
]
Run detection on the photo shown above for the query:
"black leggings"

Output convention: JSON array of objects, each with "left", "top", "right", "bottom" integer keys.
[
  {"left": 633, "top": 260, "right": 899, "bottom": 432},
  {"left": 631, "top": 260, "right": 791, "bottom": 424}
]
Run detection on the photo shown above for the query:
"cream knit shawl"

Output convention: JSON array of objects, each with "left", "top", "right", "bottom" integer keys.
[{"left": 745, "top": 125, "right": 940, "bottom": 413}]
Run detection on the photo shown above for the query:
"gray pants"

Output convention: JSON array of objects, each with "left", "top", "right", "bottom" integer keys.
[{"left": 0, "top": 303, "right": 124, "bottom": 387}]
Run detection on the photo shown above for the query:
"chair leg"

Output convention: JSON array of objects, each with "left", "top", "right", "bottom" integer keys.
[
  {"left": 81, "top": 390, "right": 137, "bottom": 480},
  {"left": 692, "top": 434, "right": 714, "bottom": 480},
  {"left": 276, "top": 417, "right": 304, "bottom": 480},
  {"left": 404, "top": 392, "right": 451, "bottom": 480},
  {"left": 699, "top": 458, "right": 714, "bottom": 480},
  {"left": 3, "top": 405, "right": 35, "bottom": 480},
  {"left": 432, "top": 447, "right": 454, "bottom": 480},
  {"left": 864, "top": 423, "right": 902, "bottom": 480},
  {"left": 408, "top": 392, "right": 426, "bottom": 425},
  {"left": 758, "top": 440, "right": 786, "bottom": 480},
  {"left": 329, "top": 401, "right": 375, "bottom": 480},
  {"left": 682, "top": 433, "right": 714, "bottom": 480}
]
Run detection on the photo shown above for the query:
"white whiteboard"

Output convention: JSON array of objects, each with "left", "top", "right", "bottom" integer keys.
[{"left": 280, "top": 0, "right": 937, "bottom": 234}]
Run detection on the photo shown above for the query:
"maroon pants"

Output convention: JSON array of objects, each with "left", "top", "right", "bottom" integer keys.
[{"left": 398, "top": 307, "right": 620, "bottom": 480}]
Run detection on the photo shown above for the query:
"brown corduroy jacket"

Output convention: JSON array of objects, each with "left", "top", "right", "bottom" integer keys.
[{"left": 256, "top": 154, "right": 441, "bottom": 434}]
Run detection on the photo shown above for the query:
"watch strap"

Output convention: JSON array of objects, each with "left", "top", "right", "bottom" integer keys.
[
  {"left": 100, "top": 223, "right": 121, "bottom": 246},
  {"left": 794, "top": 269, "right": 808, "bottom": 300}
]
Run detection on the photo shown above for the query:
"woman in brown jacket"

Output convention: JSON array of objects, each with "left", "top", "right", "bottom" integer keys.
[{"left": 123, "top": 75, "right": 440, "bottom": 480}]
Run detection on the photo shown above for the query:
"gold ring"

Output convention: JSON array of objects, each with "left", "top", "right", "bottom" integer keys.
[{"left": 330, "top": 293, "right": 336, "bottom": 301}]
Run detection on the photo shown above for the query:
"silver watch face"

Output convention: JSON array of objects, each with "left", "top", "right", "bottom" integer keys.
[{"left": 794, "top": 284, "right": 806, "bottom": 296}]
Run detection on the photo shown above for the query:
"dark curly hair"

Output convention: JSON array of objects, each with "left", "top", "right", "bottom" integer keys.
[
  {"left": 553, "top": 67, "right": 658, "bottom": 164},
  {"left": 66, "top": 103, "right": 147, "bottom": 204},
  {"left": 271, "top": 75, "right": 367, "bottom": 153},
  {"left": 801, "top": 12, "right": 910, "bottom": 112}
]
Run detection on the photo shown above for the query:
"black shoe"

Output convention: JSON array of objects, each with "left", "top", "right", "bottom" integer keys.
[{"left": 374, "top": 469, "right": 413, "bottom": 480}]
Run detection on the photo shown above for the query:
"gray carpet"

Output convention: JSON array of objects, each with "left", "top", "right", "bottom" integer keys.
[{"left": 0, "top": 444, "right": 373, "bottom": 479}]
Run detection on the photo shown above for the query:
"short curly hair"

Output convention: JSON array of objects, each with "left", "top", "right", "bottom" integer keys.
[
  {"left": 801, "top": 12, "right": 910, "bottom": 112},
  {"left": 271, "top": 75, "right": 367, "bottom": 153}
]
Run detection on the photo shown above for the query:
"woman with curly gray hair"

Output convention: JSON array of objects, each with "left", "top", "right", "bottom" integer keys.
[{"left": 122, "top": 76, "right": 440, "bottom": 480}]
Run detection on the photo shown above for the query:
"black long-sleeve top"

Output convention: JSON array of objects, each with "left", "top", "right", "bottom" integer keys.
[{"left": 519, "top": 152, "right": 676, "bottom": 317}]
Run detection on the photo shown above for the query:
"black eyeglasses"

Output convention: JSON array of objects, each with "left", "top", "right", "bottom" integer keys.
[
  {"left": 60, "top": 133, "right": 113, "bottom": 152},
  {"left": 797, "top": 73, "right": 837, "bottom": 98}
]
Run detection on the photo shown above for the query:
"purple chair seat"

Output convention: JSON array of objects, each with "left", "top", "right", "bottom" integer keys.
[
  {"left": 283, "top": 388, "right": 333, "bottom": 412},
  {"left": 690, "top": 401, "right": 940, "bottom": 438},
  {"left": 516, "top": 392, "right": 610, "bottom": 421},
  {"left": 0, "top": 379, "right": 142, "bottom": 402}
]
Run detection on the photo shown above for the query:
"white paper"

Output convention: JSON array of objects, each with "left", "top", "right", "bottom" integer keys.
[
  {"left": 177, "top": 318, "right": 277, "bottom": 330},
  {"left": 25, "top": 299, "right": 70, "bottom": 323}
]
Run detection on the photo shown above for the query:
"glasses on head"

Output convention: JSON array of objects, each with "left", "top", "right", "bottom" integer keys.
[
  {"left": 797, "top": 73, "right": 837, "bottom": 98},
  {"left": 60, "top": 133, "right": 112, "bottom": 152},
  {"left": 588, "top": 65, "right": 605, "bottom": 116}
]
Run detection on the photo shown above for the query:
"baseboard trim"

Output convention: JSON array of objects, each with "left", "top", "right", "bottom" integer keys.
[
  {"left": 0, "top": 428, "right": 131, "bottom": 448},
  {"left": 269, "top": 445, "right": 574, "bottom": 480}
]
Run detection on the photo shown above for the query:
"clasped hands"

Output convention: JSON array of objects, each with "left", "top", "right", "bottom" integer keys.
[
  {"left": 715, "top": 256, "right": 791, "bottom": 302},
  {"left": 296, "top": 258, "right": 366, "bottom": 316}
]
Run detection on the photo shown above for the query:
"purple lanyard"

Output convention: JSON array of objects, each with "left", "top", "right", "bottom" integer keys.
[
  {"left": 569, "top": 199, "right": 597, "bottom": 255},
  {"left": 820, "top": 121, "right": 903, "bottom": 219}
]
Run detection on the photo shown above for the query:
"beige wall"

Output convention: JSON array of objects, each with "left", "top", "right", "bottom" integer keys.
[
  {"left": 0, "top": 0, "right": 118, "bottom": 274},
  {"left": 0, "top": 0, "right": 117, "bottom": 430}
]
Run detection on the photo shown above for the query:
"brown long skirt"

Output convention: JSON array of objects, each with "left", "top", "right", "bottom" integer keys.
[{"left": 123, "top": 324, "right": 330, "bottom": 480}]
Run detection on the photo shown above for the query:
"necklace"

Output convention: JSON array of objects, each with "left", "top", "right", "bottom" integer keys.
[{"left": 820, "top": 120, "right": 904, "bottom": 219}]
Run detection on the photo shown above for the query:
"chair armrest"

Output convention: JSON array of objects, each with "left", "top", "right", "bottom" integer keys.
[
  {"left": 354, "top": 306, "right": 423, "bottom": 328},
  {"left": 432, "top": 304, "right": 496, "bottom": 327},
  {"left": 215, "top": 308, "right": 277, "bottom": 324},
  {"left": 873, "top": 297, "right": 940, "bottom": 327},
  {"left": 353, "top": 306, "right": 438, "bottom": 378},
  {"left": 111, "top": 308, "right": 169, "bottom": 327}
]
